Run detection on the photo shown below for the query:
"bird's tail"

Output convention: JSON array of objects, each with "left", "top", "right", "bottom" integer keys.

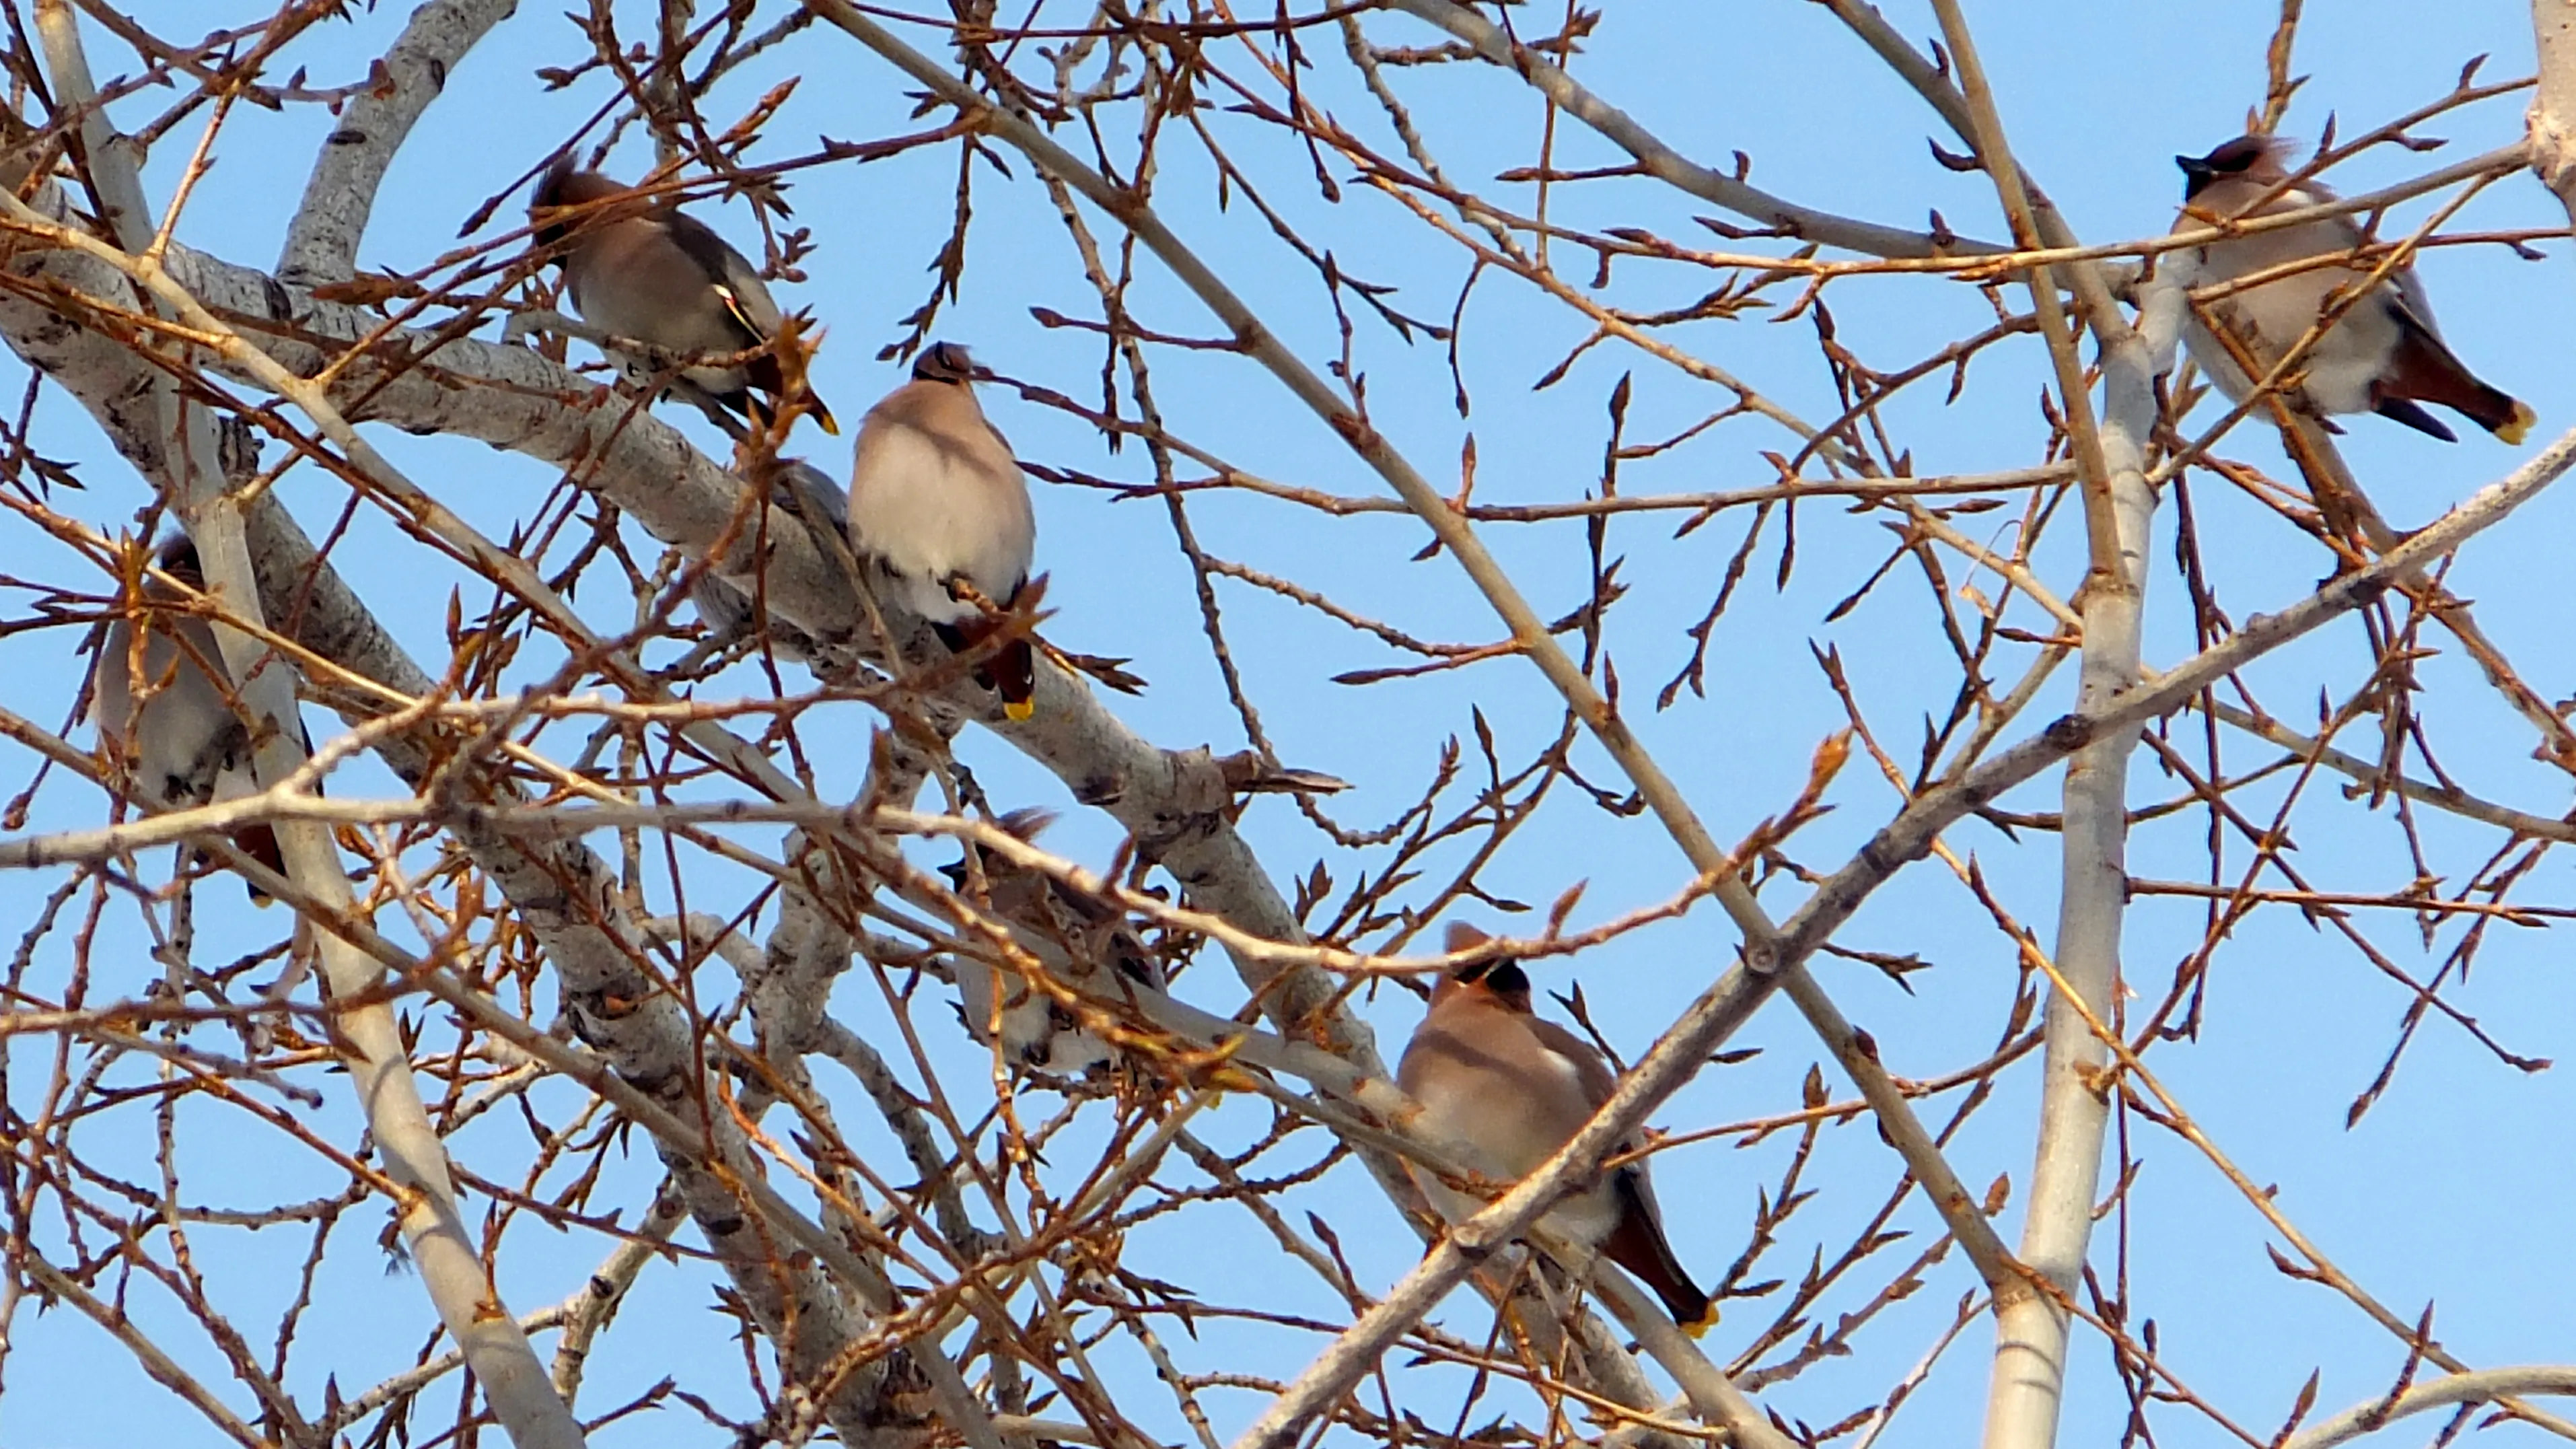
[
  {"left": 744, "top": 353, "right": 838, "bottom": 436},
  {"left": 991, "top": 638, "right": 1034, "bottom": 721},
  {"left": 236, "top": 823, "right": 285, "bottom": 906},
  {"left": 935, "top": 621, "right": 1038, "bottom": 721},
  {"left": 2380, "top": 324, "right": 2534, "bottom": 445},
  {"left": 1602, "top": 1171, "right": 1717, "bottom": 1335}
]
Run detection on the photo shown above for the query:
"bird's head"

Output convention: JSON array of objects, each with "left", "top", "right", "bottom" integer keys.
[
  {"left": 529, "top": 159, "right": 627, "bottom": 251},
  {"left": 1433, "top": 921, "right": 1533, "bottom": 1012},
  {"left": 153, "top": 532, "right": 205, "bottom": 592},
  {"left": 913, "top": 341, "right": 980, "bottom": 386},
  {"left": 938, "top": 808, "right": 1061, "bottom": 890},
  {"left": 2176, "top": 134, "right": 2289, "bottom": 202}
]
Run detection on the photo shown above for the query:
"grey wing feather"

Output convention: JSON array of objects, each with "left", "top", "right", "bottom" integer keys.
[
  {"left": 2386, "top": 263, "right": 2447, "bottom": 344},
  {"left": 659, "top": 208, "right": 781, "bottom": 343},
  {"left": 1526, "top": 1017, "right": 1624, "bottom": 1111},
  {"left": 2304, "top": 203, "right": 2443, "bottom": 341}
]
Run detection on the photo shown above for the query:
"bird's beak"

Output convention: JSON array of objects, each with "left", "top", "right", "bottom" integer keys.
[{"left": 2176, "top": 155, "right": 2213, "bottom": 182}]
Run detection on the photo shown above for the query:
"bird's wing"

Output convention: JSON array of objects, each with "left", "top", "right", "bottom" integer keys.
[
  {"left": 1526, "top": 1016, "right": 1625, "bottom": 1115},
  {"left": 2384, "top": 262, "right": 2447, "bottom": 345},
  {"left": 659, "top": 208, "right": 782, "bottom": 343},
  {"left": 2283, "top": 199, "right": 2449, "bottom": 344}
]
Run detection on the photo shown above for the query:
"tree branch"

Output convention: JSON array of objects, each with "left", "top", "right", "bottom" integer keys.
[
  {"left": 28, "top": 10, "right": 585, "bottom": 1444},
  {"left": 2534, "top": 0, "right": 2576, "bottom": 221},
  {"left": 2287, "top": 1366, "right": 2576, "bottom": 1449},
  {"left": 275, "top": 0, "right": 520, "bottom": 287},
  {"left": 1377, "top": 0, "right": 2002, "bottom": 260}
]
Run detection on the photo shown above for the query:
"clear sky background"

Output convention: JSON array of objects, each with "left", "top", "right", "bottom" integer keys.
[{"left": 5, "top": 1, "right": 2575, "bottom": 1446}]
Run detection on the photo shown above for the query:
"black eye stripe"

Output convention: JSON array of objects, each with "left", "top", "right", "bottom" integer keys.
[{"left": 1450, "top": 959, "right": 1530, "bottom": 995}]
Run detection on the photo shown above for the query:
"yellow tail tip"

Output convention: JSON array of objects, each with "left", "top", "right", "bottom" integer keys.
[
  {"left": 1004, "top": 699, "right": 1035, "bottom": 722},
  {"left": 1681, "top": 1304, "right": 1719, "bottom": 1338},
  {"left": 2495, "top": 401, "right": 2536, "bottom": 447}
]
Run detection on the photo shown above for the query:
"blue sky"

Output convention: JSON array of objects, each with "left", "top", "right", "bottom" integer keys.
[{"left": 5, "top": 1, "right": 2575, "bottom": 1446}]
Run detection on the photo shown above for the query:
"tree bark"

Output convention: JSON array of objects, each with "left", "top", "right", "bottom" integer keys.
[{"left": 2531, "top": 0, "right": 2576, "bottom": 222}]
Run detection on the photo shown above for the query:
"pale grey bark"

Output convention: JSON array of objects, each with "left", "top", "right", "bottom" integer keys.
[
  {"left": 30, "top": 6, "right": 585, "bottom": 1445},
  {"left": 1978, "top": 353, "right": 2158, "bottom": 1449},
  {"left": 2532, "top": 0, "right": 2576, "bottom": 221},
  {"left": 11, "top": 6, "right": 2568, "bottom": 1442},
  {"left": 1972, "top": 127, "right": 2178, "bottom": 1449},
  {"left": 276, "top": 0, "right": 522, "bottom": 287},
  {"left": 2287, "top": 1366, "right": 2576, "bottom": 1449}
]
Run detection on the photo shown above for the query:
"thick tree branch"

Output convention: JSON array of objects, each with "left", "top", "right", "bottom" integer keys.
[
  {"left": 1915, "top": 9, "right": 2163, "bottom": 1444},
  {"left": 0, "top": 217, "right": 978, "bottom": 1448},
  {"left": 276, "top": 0, "right": 520, "bottom": 287},
  {"left": 30, "top": 9, "right": 585, "bottom": 1445},
  {"left": 2534, "top": 0, "right": 2576, "bottom": 221}
]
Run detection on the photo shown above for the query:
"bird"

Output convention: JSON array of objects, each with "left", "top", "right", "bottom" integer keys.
[
  {"left": 1397, "top": 922, "right": 1716, "bottom": 1333},
  {"left": 528, "top": 160, "right": 837, "bottom": 436},
  {"left": 845, "top": 342, "right": 1039, "bottom": 721},
  {"left": 690, "top": 458, "right": 849, "bottom": 664},
  {"left": 2172, "top": 134, "right": 2532, "bottom": 445},
  {"left": 939, "top": 808, "right": 1166, "bottom": 1077},
  {"left": 90, "top": 534, "right": 294, "bottom": 902}
]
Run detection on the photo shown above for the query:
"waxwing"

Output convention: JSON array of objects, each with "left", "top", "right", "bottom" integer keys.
[
  {"left": 2174, "top": 135, "right": 2532, "bottom": 444},
  {"left": 941, "top": 808, "right": 1165, "bottom": 1077},
  {"left": 845, "top": 343, "right": 1038, "bottom": 720},
  {"left": 1397, "top": 922, "right": 1715, "bottom": 1332},
  {"left": 530, "top": 161, "right": 837, "bottom": 435},
  {"left": 92, "top": 534, "right": 294, "bottom": 901}
]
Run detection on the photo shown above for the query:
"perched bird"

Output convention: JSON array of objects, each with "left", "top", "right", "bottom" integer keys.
[
  {"left": 690, "top": 458, "right": 849, "bottom": 664},
  {"left": 90, "top": 534, "right": 292, "bottom": 901},
  {"left": 845, "top": 343, "right": 1038, "bottom": 720},
  {"left": 1398, "top": 923, "right": 1715, "bottom": 1333},
  {"left": 940, "top": 808, "right": 1165, "bottom": 1077},
  {"left": 529, "top": 160, "right": 837, "bottom": 435},
  {"left": 2173, "top": 134, "right": 2532, "bottom": 444}
]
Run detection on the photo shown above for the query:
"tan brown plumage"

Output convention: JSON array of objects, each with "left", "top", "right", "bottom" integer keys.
[
  {"left": 530, "top": 162, "right": 836, "bottom": 436},
  {"left": 91, "top": 535, "right": 297, "bottom": 903},
  {"left": 1397, "top": 922, "right": 1715, "bottom": 1332},
  {"left": 846, "top": 343, "right": 1038, "bottom": 720},
  {"left": 940, "top": 808, "right": 1164, "bottom": 1075},
  {"left": 2174, "top": 135, "right": 2531, "bottom": 445}
]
